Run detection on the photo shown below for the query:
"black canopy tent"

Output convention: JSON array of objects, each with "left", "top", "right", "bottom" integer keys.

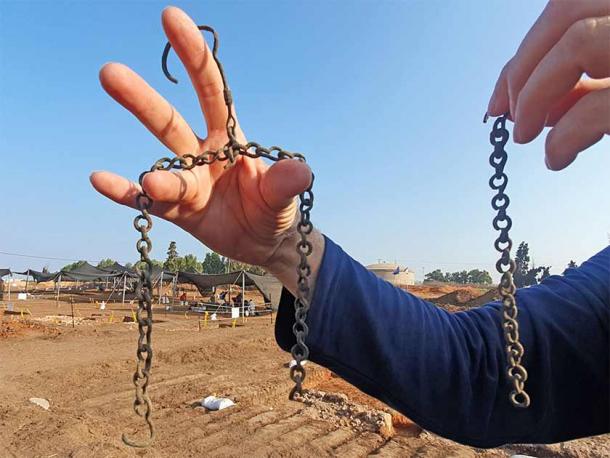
[
  {"left": 0, "top": 268, "right": 11, "bottom": 278},
  {"left": 101, "top": 262, "right": 139, "bottom": 278},
  {"left": 17, "top": 269, "right": 57, "bottom": 283},
  {"left": 14, "top": 268, "right": 57, "bottom": 295},
  {"left": 58, "top": 262, "right": 123, "bottom": 282},
  {"left": 177, "top": 270, "right": 283, "bottom": 309}
]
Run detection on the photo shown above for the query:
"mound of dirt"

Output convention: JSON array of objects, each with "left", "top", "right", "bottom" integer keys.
[
  {"left": 0, "top": 319, "right": 60, "bottom": 339},
  {"left": 434, "top": 289, "right": 478, "bottom": 305},
  {"left": 300, "top": 389, "right": 395, "bottom": 438}
]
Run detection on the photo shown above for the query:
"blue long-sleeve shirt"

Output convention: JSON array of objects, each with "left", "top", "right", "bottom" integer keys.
[{"left": 275, "top": 236, "right": 610, "bottom": 448}]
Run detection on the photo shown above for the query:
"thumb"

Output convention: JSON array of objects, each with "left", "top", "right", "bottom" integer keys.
[{"left": 260, "top": 159, "right": 312, "bottom": 211}]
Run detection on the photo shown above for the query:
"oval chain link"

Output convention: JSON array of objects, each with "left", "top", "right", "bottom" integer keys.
[
  {"left": 123, "top": 25, "right": 314, "bottom": 447},
  {"left": 488, "top": 114, "right": 530, "bottom": 408}
]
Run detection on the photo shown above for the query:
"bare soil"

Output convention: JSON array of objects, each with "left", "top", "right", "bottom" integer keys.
[{"left": 0, "top": 292, "right": 607, "bottom": 457}]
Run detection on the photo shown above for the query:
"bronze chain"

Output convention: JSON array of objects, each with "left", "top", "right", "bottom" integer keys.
[
  {"left": 487, "top": 114, "right": 530, "bottom": 408},
  {"left": 122, "top": 23, "right": 530, "bottom": 449},
  {"left": 122, "top": 26, "right": 314, "bottom": 447}
]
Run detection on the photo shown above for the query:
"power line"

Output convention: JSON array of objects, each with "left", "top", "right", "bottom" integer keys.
[{"left": 0, "top": 250, "right": 95, "bottom": 263}]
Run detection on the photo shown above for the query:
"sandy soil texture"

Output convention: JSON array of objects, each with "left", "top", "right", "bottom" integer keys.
[{"left": 0, "top": 294, "right": 608, "bottom": 457}]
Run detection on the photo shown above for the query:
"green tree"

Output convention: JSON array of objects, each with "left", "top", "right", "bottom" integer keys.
[
  {"left": 164, "top": 241, "right": 180, "bottom": 273},
  {"left": 201, "top": 252, "right": 226, "bottom": 274},
  {"left": 134, "top": 259, "right": 164, "bottom": 270},
  {"left": 467, "top": 269, "right": 492, "bottom": 285},
  {"left": 178, "top": 254, "right": 203, "bottom": 273},
  {"left": 539, "top": 266, "right": 551, "bottom": 282},
  {"left": 514, "top": 241, "right": 550, "bottom": 287},
  {"left": 229, "top": 260, "right": 266, "bottom": 275},
  {"left": 424, "top": 269, "right": 445, "bottom": 283},
  {"left": 62, "top": 260, "right": 87, "bottom": 271},
  {"left": 97, "top": 258, "right": 116, "bottom": 269},
  {"left": 450, "top": 270, "right": 469, "bottom": 284}
]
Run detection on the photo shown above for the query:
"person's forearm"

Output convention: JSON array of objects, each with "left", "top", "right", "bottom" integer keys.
[
  {"left": 274, "top": 236, "right": 610, "bottom": 447},
  {"left": 265, "top": 227, "right": 325, "bottom": 300}
]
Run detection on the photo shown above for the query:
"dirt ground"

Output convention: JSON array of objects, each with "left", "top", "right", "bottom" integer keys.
[{"left": 1, "top": 291, "right": 608, "bottom": 457}]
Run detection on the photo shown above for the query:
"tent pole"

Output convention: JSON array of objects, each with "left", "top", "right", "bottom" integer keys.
[
  {"left": 158, "top": 275, "right": 162, "bottom": 306},
  {"left": 8, "top": 273, "right": 12, "bottom": 302},
  {"left": 241, "top": 271, "right": 245, "bottom": 322},
  {"left": 122, "top": 273, "right": 127, "bottom": 305},
  {"left": 25, "top": 275, "right": 29, "bottom": 294},
  {"left": 56, "top": 273, "right": 62, "bottom": 305}
]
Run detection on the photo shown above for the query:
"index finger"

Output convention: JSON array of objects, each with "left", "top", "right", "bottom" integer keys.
[{"left": 487, "top": 0, "right": 610, "bottom": 117}]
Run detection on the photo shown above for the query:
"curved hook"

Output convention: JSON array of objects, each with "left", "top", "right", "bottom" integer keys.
[
  {"left": 161, "top": 24, "right": 237, "bottom": 144},
  {"left": 161, "top": 25, "right": 220, "bottom": 85}
]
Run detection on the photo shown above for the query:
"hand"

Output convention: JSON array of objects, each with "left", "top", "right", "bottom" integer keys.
[
  {"left": 90, "top": 7, "right": 324, "bottom": 294},
  {"left": 487, "top": 0, "right": 609, "bottom": 170}
]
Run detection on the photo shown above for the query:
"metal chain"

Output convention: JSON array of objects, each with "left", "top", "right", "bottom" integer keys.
[
  {"left": 486, "top": 114, "right": 530, "bottom": 408},
  {"left": 123, "top": 25, "right": 314, "bottom": 447}
]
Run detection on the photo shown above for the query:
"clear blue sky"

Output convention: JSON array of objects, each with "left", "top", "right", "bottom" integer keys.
[{"left": 1, "top": 1, "right": 608, "bottom": 279}]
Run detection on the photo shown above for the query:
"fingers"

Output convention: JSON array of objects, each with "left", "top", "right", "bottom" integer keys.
[
  {"left": 90, "top": 171, "right": 143, "bottom": 209},
  {"left": 487, "top": 0, "right": 610, "bottom": 117},
  {"left": 546, "top": 78, "right": 610, "bottom": 126},
  {"left": 260, "top": 160, "right": 313, "bottom": 211},
  {"left": 514, "top": 16, "right": 610, "bottom": 143},
  {"left": 140, "top": 169, "right": 202, "bottom": 203},
  {"left": 100, "top": 63, "right": 200, "bottom": 156},
  {"left": 545, "top": 87, "right": 610, "bottom": 170},
  {"left": 89, "top": 171, "right": 174, "bottom": 216},
  {"left": 162, "top": 7, "right": 232, "bottom": 134}
]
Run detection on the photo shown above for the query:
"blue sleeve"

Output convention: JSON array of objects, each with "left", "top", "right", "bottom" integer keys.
[{"left": 275, "top": 236, "right": 610, "bottom": 448}]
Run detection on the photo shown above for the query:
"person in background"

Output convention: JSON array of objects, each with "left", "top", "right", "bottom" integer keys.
[{"left": 92, "top": 2, "right": 609, "bottom": 447}]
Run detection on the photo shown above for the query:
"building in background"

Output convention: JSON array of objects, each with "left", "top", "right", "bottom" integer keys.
[{"left": 366, "top": 263, "right": 416, "bottom": 286}]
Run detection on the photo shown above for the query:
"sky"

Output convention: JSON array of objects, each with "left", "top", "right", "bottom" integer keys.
[{"left": 1, "top": 0, "right": 608, "bottom": 280}]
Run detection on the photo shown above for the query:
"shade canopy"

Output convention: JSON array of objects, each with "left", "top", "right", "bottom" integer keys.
[
  {"left": 101, "top": 262, "right": 138, "bottom": 278},
  {"left": 177, "top": 270, "right": 282, "bottom": 307},
  {"left": 0, "top": 268, "right": 11, "bottom": 278},
  {"left": 16, "top": 269, "right": 56, "bottom": 282},
  {"left": 59, "top": 262, "right": 122, "bottom": 281}
]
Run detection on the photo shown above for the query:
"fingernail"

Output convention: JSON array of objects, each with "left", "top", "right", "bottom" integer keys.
[{"left": 544, "top": 156, "right": 552, "bottom": 170}]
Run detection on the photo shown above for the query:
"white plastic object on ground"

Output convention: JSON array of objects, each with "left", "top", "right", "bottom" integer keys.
[
  {"left": 288, "top": 359, "right": 308, "bottom": 369},
  {"left": 29, "top": 398, "right": 50, "bottom": 410},
  {"left": 201, "top": 396, "right": 235, "bottom": 411},
  {"left": 211, "top": 313, "right": 217, "bottom": 321}
]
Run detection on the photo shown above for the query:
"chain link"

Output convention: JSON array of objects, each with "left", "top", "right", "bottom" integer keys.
[
  {"left": 487, "top": 114, "right": 530, "bottom": 408},
  {"left": 123, "top": 25, "right": 314, "bottom": 447}
]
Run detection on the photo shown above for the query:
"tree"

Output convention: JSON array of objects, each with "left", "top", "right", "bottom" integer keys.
[
  {"left": 97, "top": 258, "right": 115, "bottom": 269},
  {"left": 125, "top": 262, "right": 134, "bottom": 270},
  {"left": 539, "top": 266, "right": 551, "bottom": 282},
  {"left": 202, "top": 252, "right": 226, "bottom": 274},
  {"left": 424, "top": 269, "right": 445, "bottom": 283},
  {"left": 514, "top": 242, "right": 531, "bottom": 288},
  {"left": 134, "top": 259, "right": 164, "bottom": 270},
  {"left": 62, "top": 260, "right": 87, "bottom": 271},
  {"left": 425, "top": 268, "right": 492, "bottom": 284},
  {"left": 164, "top": 241, "right": 180, "bottom": 273},
  {"left": 467, "top": 269, "right": 492, "bottom": 285},
  {"left": 178, "top": 254, "right": 203, "bottom": 273},
  {"left": 514, "top": 241, "right": 551, "bottom": 287},
  {"left": 229, "top": 260, "right": 266, "bottom": 275}
]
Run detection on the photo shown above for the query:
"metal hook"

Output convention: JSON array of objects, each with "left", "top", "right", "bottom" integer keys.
[{"left": 161, "top": 25, "right": 220, "bottom": 84}]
